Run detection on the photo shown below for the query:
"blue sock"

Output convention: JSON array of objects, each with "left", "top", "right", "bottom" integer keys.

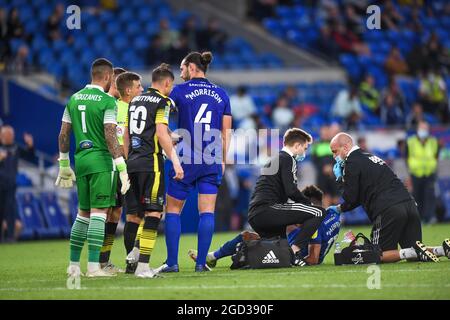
[
  {"left": 214, "top": 234, "right": 243, "bottom": 259},
  {"left": 197, "top": 212, "right": 215, "bottom": 267},
  {"left": 165, "top": 213, "right": 181, "bottom": 267}
]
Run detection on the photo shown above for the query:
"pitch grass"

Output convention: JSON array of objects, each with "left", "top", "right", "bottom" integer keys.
[{"left": 0, "top": 224, "right": 449, "bottom": 300}]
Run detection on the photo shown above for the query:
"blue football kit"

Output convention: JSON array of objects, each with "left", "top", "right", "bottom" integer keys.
[
  {"left": 168, "top": 77, "right": 231, "bottom": 200},
  {"left": 287, "top": 208, "right": 341, "bottom": 264}
]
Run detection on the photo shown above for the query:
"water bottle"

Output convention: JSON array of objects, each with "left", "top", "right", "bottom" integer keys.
[{"left": 334, "top": 242, "right": 342, "bottom": 254}]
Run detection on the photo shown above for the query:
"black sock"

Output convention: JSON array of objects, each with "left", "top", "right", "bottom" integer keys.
[
  {"left": 124, "top": 221, "right": 139, "bottom": 255},
  {"left": 99, "top": 222, "right": 118, "bottom": 264}
]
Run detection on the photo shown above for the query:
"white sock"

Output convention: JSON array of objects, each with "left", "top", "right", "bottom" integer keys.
[
  {"left": 88, "top": 262, "right": 100, "bottom": 272},
  {"left": 399, "top": 248, "right": 417, "bottom": 260},
  {"left": 70, "top": 261, "right": 80, "bottom": 267},
  {"left": 207, "top": 252, "right": 216, "bottom": 261},
  {"left": 136, "top": 262, "right": 149, "bottom": 271},
  {"left": 432, "top": 246, "right": 445, "bottom": 257}
]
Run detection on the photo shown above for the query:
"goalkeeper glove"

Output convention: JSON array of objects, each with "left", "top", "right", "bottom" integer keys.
[
  {"left": 327, "top": 205, "right": 342, "bottom": 214},
  {"left": 115, "top": 157, "right": 130, "bottom": 195},
  {"left": 55, "top": 153, "right": 76, "bottom": 188}
]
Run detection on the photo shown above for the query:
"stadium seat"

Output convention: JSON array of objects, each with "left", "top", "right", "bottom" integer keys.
[
  {"left": 16, "top": 192, "right": 60, "bottom": 240},
  {"left": 39, "top": 192, "right": 71, "bottom": 238}
]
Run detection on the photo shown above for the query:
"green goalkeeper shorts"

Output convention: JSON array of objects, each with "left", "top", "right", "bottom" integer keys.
[{"left": 76, "top": 171, "right": 118, "bottom": 211}]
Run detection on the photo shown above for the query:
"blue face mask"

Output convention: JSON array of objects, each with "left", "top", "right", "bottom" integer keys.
[
  {"left": 335, "top": 156, "right": 344, "bottom": 166},
  {"left": 295, "top": 153, "right": 306, "bottom": 162}
]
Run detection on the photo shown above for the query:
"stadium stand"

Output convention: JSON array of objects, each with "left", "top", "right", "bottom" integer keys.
[{"left": 2, "top": 0, "right": 450, "bottom": 239}]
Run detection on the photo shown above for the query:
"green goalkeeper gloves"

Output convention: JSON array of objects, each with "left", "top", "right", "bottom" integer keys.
[{"left": 55, "top": 153, "right": 76, "bottom": 188}]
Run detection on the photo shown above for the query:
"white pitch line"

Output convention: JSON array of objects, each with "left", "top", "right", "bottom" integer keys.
[
  {"left": 0, "top": 267, "right": 445, "bottom": 284},
  {"left": 1, "top": 283, "right": 450, "bottom": 293}
]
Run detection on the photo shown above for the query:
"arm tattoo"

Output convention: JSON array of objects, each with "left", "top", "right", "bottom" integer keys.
[
  {"left": 58, "top": 122, "right": 72, "bottom": 153},
  {"left": 104, "top": 123, "right": 123, "bottom": 159}
]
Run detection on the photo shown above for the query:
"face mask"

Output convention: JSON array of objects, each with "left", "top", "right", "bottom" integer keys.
[
  {"left": 335, "top": 156, "right": 344, "bottom": 166},
  {"left": 295, "top": 152, "right": 306, "bottom": 162},
  {"left": 417, "top": 129, "right": 429, "bottom": 139}
]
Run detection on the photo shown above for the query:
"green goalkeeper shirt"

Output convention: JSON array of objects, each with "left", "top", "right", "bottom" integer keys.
[{"left": 62, "top": 84, "right": 117, "bottom": 177}]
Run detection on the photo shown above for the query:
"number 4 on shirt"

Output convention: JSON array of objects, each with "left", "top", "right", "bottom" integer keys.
[{"left": 194, "top": 103, "right": 211, "bottom": 131}]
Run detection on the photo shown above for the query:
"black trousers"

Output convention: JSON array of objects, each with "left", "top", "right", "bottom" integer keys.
[
  {"left": 249, "top": 202, "right": 326, "bottom": 252},
  {"left": 411, "top": 174, "right": 436, "bottom": 222},
  {"left": 0, "top": 186, "right": 16, "bottom": 242},
  {"left": 370, "top": 200, "right": 422, "bottom": 251}
]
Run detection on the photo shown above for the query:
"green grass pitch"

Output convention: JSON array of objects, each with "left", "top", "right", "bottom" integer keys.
[{"left": 0, "top": 224, "right": 449, "bottom": 300}]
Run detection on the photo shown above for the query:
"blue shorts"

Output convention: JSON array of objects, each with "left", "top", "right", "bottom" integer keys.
[{"left": 167, "top": 163, "right": 223, "bottom": 201}]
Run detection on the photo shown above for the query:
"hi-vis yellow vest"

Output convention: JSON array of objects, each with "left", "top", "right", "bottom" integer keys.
[{"left": 407, "top": 136, "right": 438, "bottom": 177}]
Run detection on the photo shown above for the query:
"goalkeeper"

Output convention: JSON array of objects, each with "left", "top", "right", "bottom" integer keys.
[{"left": 56, "top": 58, "right": 130, "bottom": 278}]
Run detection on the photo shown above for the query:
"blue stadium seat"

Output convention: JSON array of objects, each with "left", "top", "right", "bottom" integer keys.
[
  {"left": 16, "top": 172, "right": 33, "bottom": 187},
  {"left": 16, "top": 192, "right": 60, "bottom": 239},
  {"left": 40, "top": 192, "right": 71, "bottom": 238},
  {"left": 113, "top": 34, "right": 129, "bottom": 51}
]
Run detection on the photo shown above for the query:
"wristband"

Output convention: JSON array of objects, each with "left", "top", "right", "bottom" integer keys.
[
  {"left": 114, "top": 156, "right": 127, "bottom": 172},
  {"left": 59, "top": 152, "right": 70, "bottom": 167}
]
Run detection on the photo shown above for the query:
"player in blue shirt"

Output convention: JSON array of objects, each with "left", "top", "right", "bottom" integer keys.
[
  {"left": 158, "top": 51, "right": 232, "bottom": 272},
  {"left": 188, "top": 185, "right": 341, "bottom": 267}
]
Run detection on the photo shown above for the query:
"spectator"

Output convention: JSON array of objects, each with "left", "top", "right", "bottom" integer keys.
[
  {"left": 379, "top": 92, "right": 404, "bottom": 126},
  {"left": 419, "top": 69, "right": 449, "bottom": 123},
  {"left": 46, "top": 3, "right": 65, "bottom": 42},
  {"left": 169, "top": 35, "right": 190, "bottom": 65},
  {"left": 181, "top": 16, "right": 200, "bottom": 51},
  {"left": 271, "top": 96, "right": 294, "bottom": 132},
  {"left": 7, "top": 44, "right": 30, "bottom": 74},
  {"left": 407, "top": 43, "right": 428, "bottom": 76},
  {"left": 381, "top": 0, "right": 403, "bottom": 30},
  {"left": 384, "top": 47, "right": 409, "bottom": 76},
  {"left": 359, "top": 74, "right": 380, "bottom": 113},
  {"left": 315, "top": 24, "right": 339, "bottom": 59},
  {"left": 158, "top": 18, "right": 179, "bottom": 52},
  {"left": 406, "top": 102, "right": 424, "bottom": 131},
  {"left": 344, "top": 3, "right": 364, "bottom": 38},
  {"left": 423, "top": 33, "right": 450, "bottom": 74},
  {"left": 406, "top": 121, "right": 439, "bottom": 223},
  {"left": 7, "top": 7, "right": 25, "bottom": 39},
  {"left": 283, "top": 85, "right": 300, "bottom": 107},
  {"left": 146, "top": 35, "right": 166, "bottom": 66},
  {"left": 230, "top": 86, "right": 257, "bottom": 124},
  {"left": 331, "top": 84, "right": 362, "bottom": 129},
  {"left": 310, "top": 125, "right": 340, "bottom": 208},
  {"left": 330, "top": 22, "right": 369, "bottom": 55},
  {"left": 357, "top": 136, "right": 368, "bottom": 152},
  {"left": 199, "top": 18, "right": 228, "bottom": 54},
  {"left": 0, "top": 126, "right": 35, "bottom": 242},
  {"left": 381, "top": 79, "right": 406, "bottom": 114}
]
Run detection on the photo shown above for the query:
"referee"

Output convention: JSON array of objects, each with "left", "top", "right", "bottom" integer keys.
[
  {"left": 248, "top": 128, "right": 326, "bottom": 266},
  {"left": 329, "top": 132, "right": 438, "bottom": 263}
]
